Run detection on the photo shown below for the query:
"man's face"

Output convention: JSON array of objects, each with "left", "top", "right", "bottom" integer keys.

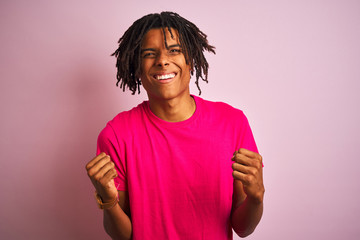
[{"left": 140, "top": 28, "right": 192, "bottom": 101}]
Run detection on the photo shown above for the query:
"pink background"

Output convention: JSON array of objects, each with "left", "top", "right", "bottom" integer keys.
[{"left": 1, "top": 0, "right": 359, "bottom": 239}]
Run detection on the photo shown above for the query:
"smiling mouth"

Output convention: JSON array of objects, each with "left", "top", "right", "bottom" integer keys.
[{"left": 153, "top": 73, "right": 176, "bottom": 80}]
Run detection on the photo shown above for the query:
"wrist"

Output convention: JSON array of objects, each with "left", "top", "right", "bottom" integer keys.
[
  {"left": 94, "top": 191, "right": 119, "bottom": 210},
  {"left": 246, "top": 193, "right": 264, "bottom": 205}
]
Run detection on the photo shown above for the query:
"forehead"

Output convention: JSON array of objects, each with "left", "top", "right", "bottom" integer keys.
[{"left": 141, "top": 28, "right": 180, "bottom": 48}]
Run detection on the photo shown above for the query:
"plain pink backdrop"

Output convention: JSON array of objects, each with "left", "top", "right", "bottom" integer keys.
[{"left": 1, "top": 0, "right": 359, "bottom": 239}]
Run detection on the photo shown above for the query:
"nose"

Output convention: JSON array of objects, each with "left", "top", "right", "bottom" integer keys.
[{"left": 155, "top": 51, "right": 169, "bottom": 67}]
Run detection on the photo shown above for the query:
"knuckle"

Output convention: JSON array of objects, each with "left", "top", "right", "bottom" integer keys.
[
  {"left": 93, "top": 174, "right": 102, "bottom": 182},
  {"left": 251, "top": 158, "right": 260, "bottom": 168},
  {"left": 239, "top": 148, "right": 248, "bottom": 155},
  {"left": 105, "top": 161, "right": 114, "bottom": 169},
  {"left": 244, "top": 175, "right": 253, "bottom": 183},
  {"left": 85, "top": 162, "right": 93, "bottom": 171},
  {"left": 232, "top": 162, "right": 237, "bottom": 170},
  {"left": 249, "top": 168, "right": 257, "bottom": 176},
  {"left": 101, "top": 157, "right": 108, "bottom": 164},
  {"left": 106, "top": 158, "right": 112, "bottom": 165},
  {"left": 255, "top": 161, "right": 262, "bottom": 169},
  {"left": 87, "top": 168, "right": 95, "bottom": 177},
  {"left": 100, "top": 158, "right": 110, "bottom": 166},
  {"left": 99, "top": 177, "right": 107, "bottom": 185}
]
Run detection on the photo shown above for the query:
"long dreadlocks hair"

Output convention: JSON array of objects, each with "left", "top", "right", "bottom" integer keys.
[{"left": 111, "top": 11, "right": 216, "bottom": 95}]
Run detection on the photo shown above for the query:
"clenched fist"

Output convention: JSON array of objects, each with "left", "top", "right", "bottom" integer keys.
[
  {"left": 231, "top": 148, "right": 264, "bottom": 203},
  {"left": 86, "top": 152, "right": 118, "bottom": 202}
]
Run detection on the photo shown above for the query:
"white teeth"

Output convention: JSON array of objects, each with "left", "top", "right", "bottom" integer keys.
[{"left": 155, "top": 73, "right": 175, "bottom": 80}]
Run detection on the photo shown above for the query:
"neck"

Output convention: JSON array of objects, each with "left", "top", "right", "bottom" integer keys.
[{"left": 148, "top": 94, "right": 196, "bottom": 122}]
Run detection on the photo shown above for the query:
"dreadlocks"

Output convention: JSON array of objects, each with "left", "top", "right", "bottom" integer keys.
[{"left": 111, "top": 11, "right": 216, "bottom": 95}]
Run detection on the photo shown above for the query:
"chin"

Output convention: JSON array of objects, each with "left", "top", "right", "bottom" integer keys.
[{"left": 150, "top": 89, "right": 188, "bottom": 101}]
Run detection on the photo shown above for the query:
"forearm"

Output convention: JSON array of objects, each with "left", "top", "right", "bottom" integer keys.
[
  {"left": 231, "top": 197, "right": 263, "bottom": 238},
  {"left": 103, "top": 204, "right": 132, "bottom": 240}
]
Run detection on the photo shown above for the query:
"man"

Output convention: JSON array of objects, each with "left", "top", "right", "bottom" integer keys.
[{"left": 86, "top": 11, "right": 264, "bottom": 240}]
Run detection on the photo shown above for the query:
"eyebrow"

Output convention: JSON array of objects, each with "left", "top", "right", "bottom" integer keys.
[
  {"left": 167, "top": 44, "right": 181, "bottom": 49},
  {"left": 140, "top": 44, "right": 182, "bottom": 53},
  {"left": 140, "top": 48, "right": 155, "bottom": 53}
]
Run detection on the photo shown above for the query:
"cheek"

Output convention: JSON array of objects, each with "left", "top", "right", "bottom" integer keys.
[
  {"left": 140, "top": 59, "right": 153, "bottom": 73},
  {"left": 182, "top": 64, "right": 192, "bottom": 79},
  {"left": 184, "top": 72, "right": 191, "bottom": 85}
]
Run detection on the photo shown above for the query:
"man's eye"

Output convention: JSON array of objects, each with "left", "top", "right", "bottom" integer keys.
[
  {"left": 169, "top": 49, "right": 181, "bottom": 54},
  {"left": 142, "top": 52, "right": 155, "bottom": 58}
]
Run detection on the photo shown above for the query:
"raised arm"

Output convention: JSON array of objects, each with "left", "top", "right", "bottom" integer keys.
[
  {"left": 86, "top": 153, "right": 132, "bottom": 239},
  {"left": 230, "top": 148, "right": 265, "bottom": 237}
]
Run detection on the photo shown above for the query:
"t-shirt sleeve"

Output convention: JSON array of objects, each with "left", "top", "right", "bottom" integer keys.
[
  {"left": 96, "top": 123, "right": 127, "bottom": 191},
  {"left": 237, "top": 111, "right": 259, "bottom": 154}
]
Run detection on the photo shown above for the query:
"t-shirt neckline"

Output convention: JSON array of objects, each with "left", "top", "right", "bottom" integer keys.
[{"left": 144, "top": 95, "right": 201, "bottom": 127}]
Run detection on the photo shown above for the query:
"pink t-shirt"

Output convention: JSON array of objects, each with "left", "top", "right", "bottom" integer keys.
[{"left": 97, "top": 95, "right": 258, "bottom": 240}]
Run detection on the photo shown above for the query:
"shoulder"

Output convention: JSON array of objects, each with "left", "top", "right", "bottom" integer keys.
[
  {"left": 109, "top": 101, "right": 147, "bottom": 127},
  {"left": 195, "top": 95, "right": 245, "bottom": 118},
  {"left": 98, "top": 101, "right": 148, "bottom": 141}
]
